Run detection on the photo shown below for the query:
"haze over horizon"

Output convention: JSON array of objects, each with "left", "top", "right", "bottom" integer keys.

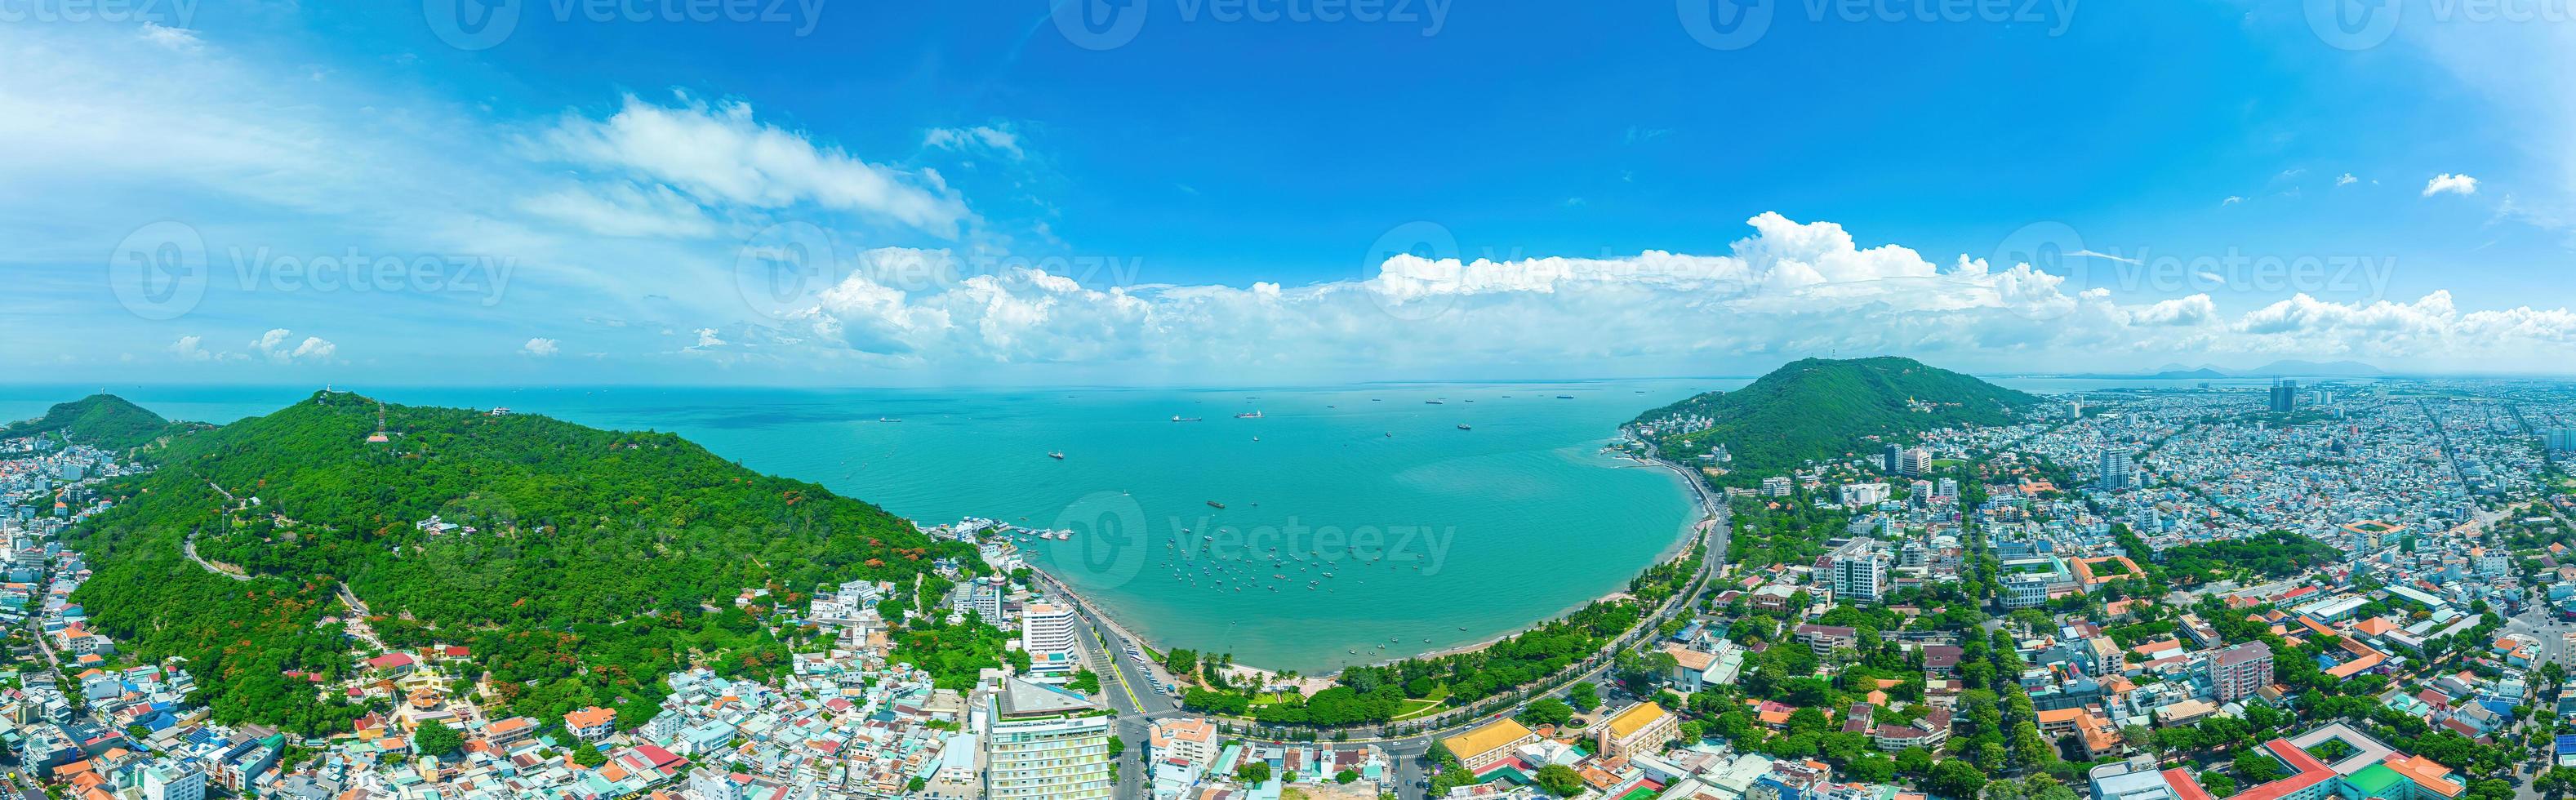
[{"left": 11, "top": 2, "right": 2576, "bottom": 385}]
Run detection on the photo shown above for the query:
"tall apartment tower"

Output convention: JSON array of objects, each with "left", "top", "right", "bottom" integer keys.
[
  {"left": 2097, "top": 450, "right": 2137, "bottom": 491},
  {"left": 2268, "top": 380, "right": 2299, "bottom": 414},
  {"left": 985, "top": 679, "right": 1114, "bottom": 800}
]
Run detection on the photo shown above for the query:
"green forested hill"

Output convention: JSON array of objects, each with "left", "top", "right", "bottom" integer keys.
[
  {"left": 65, "top": 391, "right": 974, "bottom": 733},
  {"left": 4, "top": 393, "right": 194, "bottom": 451},
  {"left": 1632, "top": 357, "right": 2037, "bottom": 485}
]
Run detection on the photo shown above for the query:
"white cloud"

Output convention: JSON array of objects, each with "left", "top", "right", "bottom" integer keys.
[
  {"left": 2336, "top": 173, "right": 2358, "bottom": 187},
  {"left": 2222, "top": 195, "right": 2245, "bottom": 206},
  {"left": 2070, "top": 249, "right": 2141, "bottom": 266},
  {"left": 136, "top": 22, "right": 201, "bottom": 52},
  {"left": 249, "top": 329, "right": 336, "bottom": 362},
  {"left": 523, "top": 338, "right": 559, "bottom": 356},
  {"left": 2423, "top": 173, "right": 2480, "bottom": 197},
  {"left": 2128, "top": 295, "right": 2218, "bottom": 327},
  {"left": 540, "top": 95, "right": 974, "bottom": 238},
  {"left": 169, "top": 336, "right": 214, "bottom": 362},
  {"left": 922, "top": 124, "right": 1025, "bottom": 160},
  {"left": 732, "top": 213, "right": 2576, "bottom": 376},
  {"left": 517, "top": 183, "right": 715, "bottom": 238}
]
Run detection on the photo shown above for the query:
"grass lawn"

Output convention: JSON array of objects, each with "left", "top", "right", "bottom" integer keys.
[{"left": 1390, "top": 699, "right": 1447, "bottom": 721}]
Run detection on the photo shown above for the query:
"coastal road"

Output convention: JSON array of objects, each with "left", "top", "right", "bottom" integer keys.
[
  {"left": 1239, "top": 475, "right": 1731, "bottom": 800},
  {"left": 1062, "top": 593, "right": 1181, "bottom": 800},
  {"left": 1030, "top": 444, "right": 1730, "bottom": 800}
]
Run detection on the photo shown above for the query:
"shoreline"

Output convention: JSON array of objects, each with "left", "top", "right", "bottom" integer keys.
[{"left": 1020, "top": 436, "right": 1720, "bottom": 687}]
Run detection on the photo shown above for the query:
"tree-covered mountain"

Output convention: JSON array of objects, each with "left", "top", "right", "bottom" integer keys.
[
  {"left": 1631, "top": 357, "right": 2038, "bottom": 484},
  {"left": 4, "top": 393, "right": 196, "bottom": 451},
  {"left": 64, "top": 391, "right": 977, "bottom": 733}
]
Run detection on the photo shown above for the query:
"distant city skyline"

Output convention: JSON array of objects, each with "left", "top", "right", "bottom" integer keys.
[{"left": 9, "top": 2, "right": 2576, "bottom": 384}]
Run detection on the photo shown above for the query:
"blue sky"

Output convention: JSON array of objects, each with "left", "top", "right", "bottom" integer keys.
[{"left": 6, "top": 0, "right": 2574, "bottom": 385}]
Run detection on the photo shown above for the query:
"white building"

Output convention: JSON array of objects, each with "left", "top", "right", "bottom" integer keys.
[
  {"left": 2004, "top": 572, "right": 2051, "bottom": 610},
  {"left": 1836, "top": 482, "right": 1890, "bottom": 508},
  {"left": 143, "top": 763, "right": 207, "bottom": 800},
  {"left": 986, "top": 679, "right": 1115, "bottom": 800},
  {"left": 1020, "top": 603, "right": 1082, "bottom": 676}
]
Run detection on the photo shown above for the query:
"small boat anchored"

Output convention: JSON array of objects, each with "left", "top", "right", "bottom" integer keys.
[
  {"left": 1207, "top": 500, "right": 1226, "bottom": 509},
  {"left": 1048, "top": 451, "right": 1066, "bottom": 460}
]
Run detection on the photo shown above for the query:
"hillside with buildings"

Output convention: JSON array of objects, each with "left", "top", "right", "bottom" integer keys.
[
  {"left": 56, "top": 391, "right": 981, "bottom": 734},
  {"left": 1631, "top": 357, "right": 2039, "bottom": 487}
]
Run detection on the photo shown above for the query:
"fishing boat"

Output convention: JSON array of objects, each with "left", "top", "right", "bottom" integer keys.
[
  {"left": 1424, "top": 400, "right": 1444, "bottom": 405},
  {"left": 879, "top": 416, "right": 902, "bottom": 422},
  {"left": 1172, "top": 415, "right": 1203, "bottom": 422},
  {"left": 1555, "top": 395, "right": 1574, "bottom": 399},
  {"left": 1048, "top": 451, "right": 1066, "bottom": 460},
  {"left": 1235, "top": 410, "right": 1263, "bottom": 419},
  {"left": 1207, "top": 500, "right": 1226, "bottom": 509},
  {"left": 1457, "top": 424, "right": 1472, "bottom": 430}
]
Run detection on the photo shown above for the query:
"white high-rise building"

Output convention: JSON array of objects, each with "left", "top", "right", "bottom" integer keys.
[
  {"left": 1020, "top": 602, "right": 1081, "bottom": 676},
  {"left": 985, "top": 678, "right": 1115, "bottom": 800},
  {"left": 1826, "top": 539, "right": 1888, "bottom": 605}
]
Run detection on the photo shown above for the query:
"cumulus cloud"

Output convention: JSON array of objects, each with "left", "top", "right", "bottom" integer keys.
[
  {"left": 2336, "top": 173, "right": 2359, "bottom": 187},
  {"left": 2222, "top": 196, "right": 2245, "bottom": 206},
  {"left": 922, "top": 124, "right": 1025, "bottom": 160},
  {"left": 2423, "top": 173, "right": 2479, "bottom": 197},
  {"left": 538, "top": 95, "right": 973, "bottom": 238},
  {"left": 2128, "top": 295, "right": 2218, "bottom": 327},
  {"left": 250, "top": 329, "right": 336, "bottom": 362},
  {"left": 169, "top": 336, "right": 217, "bottom": 362},
  {"left": 720, "top": 213, "right": 2576, "bottom": 376},
  {"left": 523, "top": 338, "right": 559, "bottom": 357}
]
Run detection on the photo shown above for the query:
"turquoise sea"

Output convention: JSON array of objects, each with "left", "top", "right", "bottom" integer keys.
[{"left": 0, "top": 380, "right": 1751, "bottom": 673}]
